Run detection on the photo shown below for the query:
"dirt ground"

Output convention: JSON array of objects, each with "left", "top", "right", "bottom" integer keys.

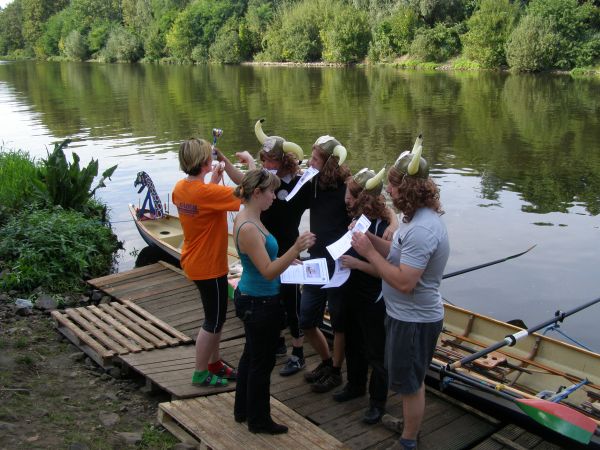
[{"left": 0, "top": 293, "right": 180, "bottom": 450}]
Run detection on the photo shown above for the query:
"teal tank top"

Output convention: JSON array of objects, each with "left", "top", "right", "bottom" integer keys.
[{"left": 236, "top": 221, "right": 280, "bottom": 296}]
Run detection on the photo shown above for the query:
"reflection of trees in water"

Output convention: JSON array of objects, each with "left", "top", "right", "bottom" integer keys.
[{"left": 1, "top": 62, "right": 599, "bottom": 215}]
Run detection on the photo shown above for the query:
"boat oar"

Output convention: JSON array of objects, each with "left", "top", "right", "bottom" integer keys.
[
  {"left": 442, "top": 244, "right": 536, "bottom": 279},
  {"left": 444, "top": 296, "right": 600, "bottom": 443}
]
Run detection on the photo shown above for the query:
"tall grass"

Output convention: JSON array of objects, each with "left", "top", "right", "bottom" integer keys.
[{"left": 0, "top": 147, "right": 39, "bottom": 220}]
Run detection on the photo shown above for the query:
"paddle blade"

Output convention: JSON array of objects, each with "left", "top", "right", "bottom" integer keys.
[{"left": 516, "top": 398, "right": 596, "bottom": 444}]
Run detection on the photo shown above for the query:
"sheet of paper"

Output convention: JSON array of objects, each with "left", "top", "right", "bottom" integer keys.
[
  {"left": 321, "top": 259, "right": 350, "bottom": 289},
  {"left": 280, "top": 258, "right": 329, "bottom": 285},
  {"left": 326, "top": 215, "right": 371, "bottom": 261},
  {"left": 285, "top": 167, "right": 319, "bottom": 201}
]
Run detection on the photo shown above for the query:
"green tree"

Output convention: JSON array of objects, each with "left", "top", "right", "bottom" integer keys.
[
  {"left": 462, "top": 0, "right": 519, "bottom": 68},
  {"left": 321, "top": 5, "right": 370, "bottom": 63},
  {"left": 239, "top": 0, "right": 274, "bottom": 57},
  {"left": 100, "top": 25, "right": 143, "bottom": 62},
  {"left": 505, "top": 14, "right": 559, "bottom": 71},
  {"left": 63, "top": 29, "right": 88, "bottom": 60},
  {"left": 88, "top": 19, "right": 114, "bottom": 56},
  {"left": 368, "top": 4, "right": 420, "bottom": 62},
  {"left": 0, "top": 0, "right": 25, "bottom": 55},
  {"left": 261, "top": 0, "right": 333, "bottom": 62},
  {"left": 410, "top": 22, "right": 463, "bottom": 62},
  {"left": 404, "top": 0, "right": 474, "bottom": 26},
  {"left": 166, "top": 0, "right": 244, "bottom": 60},
  {"left": 527, "top": 0, "right": 599, "bottom": 69},
  {"left": 209, "top": 19, "right": 243, "bottom": 63},
  {"left": 21, "top": 0, "right": 68, "bottom": 54},
  {"left": 36, "top": 9, "right": 67, "bottom": 57}
]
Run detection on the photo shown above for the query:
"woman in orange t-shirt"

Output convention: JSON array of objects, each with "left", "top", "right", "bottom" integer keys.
[{"left": 172, "top": 138, "right": 242, "bottom": 387}]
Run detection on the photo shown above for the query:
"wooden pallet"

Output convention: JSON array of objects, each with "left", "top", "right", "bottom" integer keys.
[
  {"left": 157, "top": 392, "right": 346, "bottom": 450},
  {"left": 86, "top": 262, "right": 245, "bottom": 340},
  {"left": 51, "top": 300, "right": 192, "bottom": 368}
]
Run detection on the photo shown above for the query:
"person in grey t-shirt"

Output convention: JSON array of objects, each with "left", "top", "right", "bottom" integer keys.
[{"left": 351, "top": 136, "right": 449, "bottom": 450}]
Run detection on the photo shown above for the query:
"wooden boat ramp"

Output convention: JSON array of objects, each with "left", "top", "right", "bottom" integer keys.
[{"left": 48, "top": 262, "right": 573, "bottom": 449}]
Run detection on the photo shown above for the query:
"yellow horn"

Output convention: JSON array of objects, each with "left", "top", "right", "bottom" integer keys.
[
  {"left": 408, "top": 143, "right": 422, "bottom": 176},
  {"left": 282, "top": 141, "right": 304, "bottom": 161},
  {"left": 255, "top": 119, "right": 268, "bottom": 144},
  {"left": 411, "top": 134, "right": 423, "bottom": 154},
  {"left": 333, "top": 144, "right": 347, "bottom": 165},
  {"left": 365, "top": 166, "right": 386, "bottom": 191}
]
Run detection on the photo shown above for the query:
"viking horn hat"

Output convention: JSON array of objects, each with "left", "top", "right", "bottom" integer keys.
[
  {"left": 255, "top": 119, "right": 303, "bottom": 161},
  {"left": 314, "top": 135, "right": 347, "bottom": 165},
  {"left": 353, "top": 166, "right": 386, "bottom": 195},
  {"left": 394, "top": 134, "right": 429, "bottom": 179}
]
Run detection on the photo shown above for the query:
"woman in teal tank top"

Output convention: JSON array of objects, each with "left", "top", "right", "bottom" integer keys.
[{"left": 232, "top": 169, "right": 315, "bottom": 435}]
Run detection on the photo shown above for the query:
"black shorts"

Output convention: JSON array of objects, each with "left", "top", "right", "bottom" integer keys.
[
  {"left": 194, "top": 276, "right": 229, "bottom": 333},
  {"left": 384, "top": 316, "right": 443, "bottom": 395}
]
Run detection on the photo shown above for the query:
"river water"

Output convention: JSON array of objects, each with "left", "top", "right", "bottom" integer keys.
[{"left": 1, "top": 61, "right": 599, "bottom": 349}]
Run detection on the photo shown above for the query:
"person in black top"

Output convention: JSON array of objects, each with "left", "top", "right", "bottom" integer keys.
[
  {"left": 338, "top": 167, "right": 390, "bottom": 424},
  {"left": 300, "top": 135, "right": 353, "bottom": 393}
]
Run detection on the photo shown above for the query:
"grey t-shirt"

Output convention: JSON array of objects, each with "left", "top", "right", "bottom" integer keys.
[{"left": 382, "top": 208, "right": 450, "bottom": 323}]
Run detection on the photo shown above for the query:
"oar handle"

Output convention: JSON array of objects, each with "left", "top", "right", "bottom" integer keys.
[{"left": 448, "top": 337, "right": 516, "bottom": 370}]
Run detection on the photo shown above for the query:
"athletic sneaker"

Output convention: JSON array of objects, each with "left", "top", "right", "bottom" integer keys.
[
  {"left": 304, "top": 361, "right": 332, "bottom": 383},
  {"left": 310, "top": 371, "right": 342, "bottom": 393},
  {"left": 279, "top": 355, "right": 305, "bottom": 376}
]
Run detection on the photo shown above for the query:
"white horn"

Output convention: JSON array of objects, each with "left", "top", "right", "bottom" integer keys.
[
  {"left": 407, "top": 144, "right": 422, "bottom": 176},
  {"left": 282, "top": 141, "right": 304, "bottom": 161},
  {"left": 365, "top": 166, "right": 386, "bottom": 191},
  {"left": 255, "top": 119, "right": 268, "bottom": 144},
  {"left": 333, "top": 144, "right": 347, "bottom": 165}
]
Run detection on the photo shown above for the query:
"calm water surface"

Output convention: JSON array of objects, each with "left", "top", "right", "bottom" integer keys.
[{"left": 1, "top": 61, "right": 599, "bottom": 348}]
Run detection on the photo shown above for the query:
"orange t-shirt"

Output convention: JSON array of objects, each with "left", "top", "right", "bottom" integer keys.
[{"left": 172, "top": 179, "right": 241, "bottom": 280}]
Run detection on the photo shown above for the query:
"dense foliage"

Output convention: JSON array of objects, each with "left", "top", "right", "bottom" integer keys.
[
  {"left": 0, "top": 0, "right": 599, "bottom": 70},
  {"left": 0, "top": 144, "right": 120, "bottom": 293}
]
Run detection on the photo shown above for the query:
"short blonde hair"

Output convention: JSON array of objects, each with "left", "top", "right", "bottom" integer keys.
[{"left": 179, "top": 138, "right": 211, "bottom": 176}]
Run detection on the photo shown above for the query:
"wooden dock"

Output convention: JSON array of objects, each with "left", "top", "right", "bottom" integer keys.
[{"left": 81, "top": 264, "right": 568, "bottom": 450}]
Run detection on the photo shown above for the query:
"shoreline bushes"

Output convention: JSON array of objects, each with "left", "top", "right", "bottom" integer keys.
[
  {"left": 1, "top": 0, "right": 599, "bottom": 72},
  {"left": 0, "top": 142, "right": 121, "bottom": 293}
]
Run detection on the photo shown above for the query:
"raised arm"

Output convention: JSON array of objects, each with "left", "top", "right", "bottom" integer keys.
[
  {"left": 214, "top": 148, "right": 256, "bottom": 185},
  {"left": 238, "top": 225, "right": 315, "bottom": 281}
]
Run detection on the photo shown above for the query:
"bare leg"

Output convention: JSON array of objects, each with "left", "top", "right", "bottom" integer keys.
[
  {"left": 303, "top": 327, "right": 330, "bottom": 360},
  {"left": 401, "top": 383, "right": 425, "bottom": 440},
  {"left": 332, "top": 332, "right": 345, "bottom": 367},
  {"left": 195, "top": 328, "right": 222, "bottom": 371}
]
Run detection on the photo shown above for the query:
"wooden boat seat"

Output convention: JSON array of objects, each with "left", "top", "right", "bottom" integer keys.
[{"left": 473, "top": 351, "right": 506, "bottom": 369}]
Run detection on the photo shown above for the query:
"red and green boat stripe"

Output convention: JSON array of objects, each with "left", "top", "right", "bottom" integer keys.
[{"left": 516, "top": 399, "right": 596, "bottom": 444}]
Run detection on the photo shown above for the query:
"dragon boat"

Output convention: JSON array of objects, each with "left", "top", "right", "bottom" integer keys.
[{"left": 130, "top": 171, "right": 600, "bottom": 446}]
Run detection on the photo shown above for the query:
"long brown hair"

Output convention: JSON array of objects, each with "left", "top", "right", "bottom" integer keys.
[
  {"left": 259, "top": 150, "right": 300, "bottom": 178},
  {"left": 313, "top": 145, "right": 351, "bottom": 190},
  {"left": 346, "top": 177, "right": 388, "bottom": 221},
  {"left": 388, "top": 166, "right": 442, "bottom": 223}
]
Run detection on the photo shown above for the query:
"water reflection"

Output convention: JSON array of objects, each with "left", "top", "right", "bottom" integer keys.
[{"left": 0, "top": 61, "right": 599, "bottom": 348}]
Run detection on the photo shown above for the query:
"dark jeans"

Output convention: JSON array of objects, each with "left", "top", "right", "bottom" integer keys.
[
  {"left": 344, "top": 290, "right": 388, "bottom": 408},
  {"left": 233, "top": 289, "right": 284, "bottom": 427}
]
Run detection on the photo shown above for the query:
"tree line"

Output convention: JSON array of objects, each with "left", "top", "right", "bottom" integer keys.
[{"left": 0, "top": 0, "right": 599, "bottom": 72}]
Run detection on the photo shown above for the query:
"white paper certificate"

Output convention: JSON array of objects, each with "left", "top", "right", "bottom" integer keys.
[
  {"left": 321, "top": 259, "right": 350, "bottom": 289},
  {"left": 285, "top": 167, "right": 319, "bottom": 201},
  {"left": 326, "top": 215, "right": 372, "bottom": 261},
  {"left": 280, "top": 258, "right": 330, "bottom": 285}
]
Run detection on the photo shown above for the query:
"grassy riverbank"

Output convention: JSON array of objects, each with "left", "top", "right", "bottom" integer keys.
[{"left": 0, "top": 143, "right": 181, "bottom": 448}]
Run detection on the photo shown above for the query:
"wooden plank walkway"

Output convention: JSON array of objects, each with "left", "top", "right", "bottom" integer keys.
[
  {"left": 87, "top": 262, "right": 245, "bottom": 340},
  {"left": 158, "top": 392, "right": 345, "bottom": 450},
  {"left": 87, "top": 263, "right": 569, "bottom": 450}
]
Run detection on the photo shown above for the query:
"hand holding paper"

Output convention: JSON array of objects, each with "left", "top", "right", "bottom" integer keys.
[{"left": 326, "top": 215, "right": 371, "bottom": 260}]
